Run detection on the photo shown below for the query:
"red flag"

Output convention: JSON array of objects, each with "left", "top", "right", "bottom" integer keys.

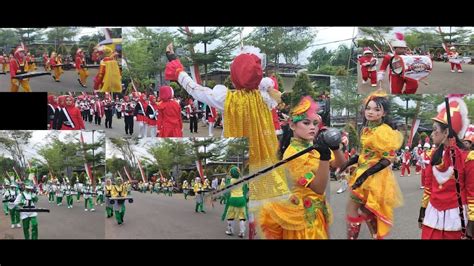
[
  {"left": 80, "top": 131, "right": 94, "bottom": 188},
  {"left": 195, "top": 160, "right": 204, "bottom": 179},
  {"left": 408, "top": 119, "right": 420, "bottom": 147}
]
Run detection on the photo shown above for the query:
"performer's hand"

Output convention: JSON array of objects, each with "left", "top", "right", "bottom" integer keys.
[
  {"left": 377, "top": 71, "right": 385, "bottom": 82},
  {"left": 418, "top": 207, "right": 426, "bottom": 229},
  {"left": 166, "top": 43, "right": 174, "bottom": 54},
  {"left": 313, "top": 131, "right": 331, "bottom": 161},
  {"left": 165, "top": 59, "right": 184, "bottom": 81}
]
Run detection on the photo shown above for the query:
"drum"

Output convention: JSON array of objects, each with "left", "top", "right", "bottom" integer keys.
[
  {"left": 390, "top": 55, "right": 432, "bottom": 80},
  {"left": 449, "top": 57, "right": 471, "bottom": 64}
]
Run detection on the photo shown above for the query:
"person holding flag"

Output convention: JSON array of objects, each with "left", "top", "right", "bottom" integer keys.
[{"left": 418, "top": 96, "right": 473, "bottom": 239}]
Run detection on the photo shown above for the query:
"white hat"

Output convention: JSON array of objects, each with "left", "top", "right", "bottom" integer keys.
[
  {"left": 363, "top": 47, "right": 374, "bottom": 55},
  {"left": 417, "top": 144, "right": 421, "bottom": 148},
  {"left": 450, "top": 46, "right": 456, "bottom": 50},
  {"left": 391, "top": 32, "right": 407, "bottom": 48},
  {"left": 423, "top": 142, "right": 431, "bottom": 149},
  {"left": 405, "top": 146, "right": 410, "bottom": 150}
]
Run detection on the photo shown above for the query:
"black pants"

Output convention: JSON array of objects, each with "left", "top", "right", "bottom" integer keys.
[
  {"left": 190, "top": 116, "right": 198, "bottom": 133},
  {"left": 88, "top": 112, "right": 93, "bottom": 123},
  {"left": 105, "top": 111, "right": 113, "bottom": 128},
  {"left": 82, "top": 111, "right": 87, "bottom": 121},
  {"left": 117, "top": 111, "right": 122, "bottom": 119},
  {"left": 124, "top": 116, "right": 134, "bottom": 135},
  {"left": 94, "top": 113, "right": 101, "bottom": 125}
]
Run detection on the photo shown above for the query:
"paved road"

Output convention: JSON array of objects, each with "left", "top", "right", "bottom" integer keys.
[
  {"left": 86, "top": 116, "right": 223, "bottom": 139},
  {"left": 105, "top": 191, "right": 245, "bottom": 239},
  {"left": 0, "top": 194, "right": 105, "bottom": 239},
  {"left": 358, "top": 60, "right": 473, "bottom": 95},
  {"left": 1, "top": 68, "right": 98, "bottom": 93}
]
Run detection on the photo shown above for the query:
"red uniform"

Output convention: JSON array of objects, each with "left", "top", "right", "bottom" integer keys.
[
  {"left": 421, "top": 148, "right": 474, "bottom": 239},
  {"left": 379, "top": 54, "right": 418, "bottom": 94},
  {"left": 94, "top": 100, "right": 105, "bottom": 118},
  {"left": 61, "top": 96, "right": 85, "bottom": 130},
  {"left": 401, "top": 150, "right": 411, "bottom": 176},
  {"left": 157, "top": 86, "right": 182, "bottom": 137},
  {"left": 135, "top": 96, "right": 148, "bottom": 122},
  {"left": 358, "top": 55, "right": 377, "bottom": 85},
  {"left": 415, "top": 147, "right": 423, "bottom": 174},
  {"left": 207, "top": 107, "right": 217, "bottom": 123},
  {"left": 420, "top": 150, "right": 431, "bottom": 188},
  {"left": 447, "top": 51, "right": 463, "bottom": 72}
]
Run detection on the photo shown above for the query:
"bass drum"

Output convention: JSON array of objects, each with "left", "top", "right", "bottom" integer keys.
[{"left": 390, "top": 55, "right": 432, "bottom": 80}]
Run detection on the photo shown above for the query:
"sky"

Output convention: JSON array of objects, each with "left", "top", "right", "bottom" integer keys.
[{"left": 0, "top": 130, "right": 105, "bottom": 161}]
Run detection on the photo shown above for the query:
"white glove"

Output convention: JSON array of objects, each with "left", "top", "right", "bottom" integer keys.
[
  {"left": 377, "top": 71, "right": 385, "bottom": 82},
  {"left": 133, "top": 116, "right": 137, "bottom": 121}
]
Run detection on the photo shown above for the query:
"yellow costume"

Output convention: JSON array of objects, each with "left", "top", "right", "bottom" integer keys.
[
  {"left": 96, "top": 47, "right": 121, "bottom": 93},
  {"left": 349, "top": 123, "right": 403, "bottom": 238},
  {"left": 111, "top": 184, "right": 128, "bottom": 198},
  {"left": 259, "top": 138, "right": 334, "bottom": 239}
]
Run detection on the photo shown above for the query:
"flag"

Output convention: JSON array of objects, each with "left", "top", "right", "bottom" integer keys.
[
  {"left": 137, "top": 160, "right": 146, "bottom": 183},
  {"left": 80, "top": 131, "right": 94, "bottom": 188},
  {"left": 123, "top": 166, "right": 133, "bottom": 182},
  {"left": 408, "top": 119, "right": 420, "bottom": 147},
  {"left": 195, "top": 160, "right": 204, "bottom": 179}
]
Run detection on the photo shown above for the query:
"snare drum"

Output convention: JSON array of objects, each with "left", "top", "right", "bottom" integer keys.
[{"left": 390, "top": 55, "right": 432, "bottom": 80}]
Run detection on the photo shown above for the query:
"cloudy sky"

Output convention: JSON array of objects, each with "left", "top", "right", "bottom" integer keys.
[{"left": 0, "top": 130, "right": 105, "bottom": 161}]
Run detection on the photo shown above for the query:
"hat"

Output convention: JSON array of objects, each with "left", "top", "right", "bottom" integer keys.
[
  {"left": 230, "top": 46, "right": 263, "bottom": 90},
  {"left": 24, "top": 180, "right": 34, "bottom": 190},
  {"left": 363, "top": 47, "right": 373, "bottom": 55},
  {"left": 464, "top": 124, "right": 474, "bottom": 143},
  {"left": 432, "top": 96, "right": 470, "bottom": 139},
  {"left": 159, "top": 86, "right": 173, "bottom": 101},
  {"left": 229, "top": 166, "right": 240, "bottom": 179},
  {"left": 450, "top": 46, "right": 456, "bottom": 50},
  {"left": 391, "top": 32, "right": 407, "bottom": 48}
]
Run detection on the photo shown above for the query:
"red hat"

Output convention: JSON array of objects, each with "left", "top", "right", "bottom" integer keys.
[
  {"left": 159, "top": 86, "right": 173, "bottom": 101},
  {"left": 432, "top": 97, "right": 470, "bottom": 139},
  {"left": 47, "top": 95, "right": 56, "bottom": 105},
  {"left": 149, "top": 95, "right": 156, "bottom": 102},
  {"left": 14, "top": 47, "right": 25, "bottom": 60},
  {"left": 230, "top": 46, "right": 263, "bottom": 90},
  {"left": 57, "top": 95, "right": 67, "bottom": 108}
]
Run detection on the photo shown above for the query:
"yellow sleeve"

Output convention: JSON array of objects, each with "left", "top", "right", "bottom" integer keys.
[
  {"left": 367, "top": 124, "right": 403, "bottom": 160},
  {"left": 111, "top": 186, "right": 118, "bottom": 197},
  {"left": 283, "top": 145, "right": 318, "bottom": 188}
]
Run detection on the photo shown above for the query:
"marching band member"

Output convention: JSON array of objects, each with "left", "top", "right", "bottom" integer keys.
[
  {"left": 359, "top": 47, "right": 378, "bottom": 87},
  {"left": 221, "top": 166, "right": 249, "bottom": 238},
  {"left": 75, "top": 48, "right": 89, "bottom": 87},
  {"left": 111, "top": 177, "right": 128, "bottom": 225},
  {"left": 10, "top": 47, "right": 31, "bottom": 92}
]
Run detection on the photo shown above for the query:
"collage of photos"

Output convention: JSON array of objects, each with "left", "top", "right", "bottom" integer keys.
[{"left": 1, "top": 26, "right": 473, "bottom": 240}]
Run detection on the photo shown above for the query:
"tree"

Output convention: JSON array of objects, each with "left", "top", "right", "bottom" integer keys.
[
  {"left": 46, "top": 27, "right": 80, "bottom": 49},
  {"left": 391, "top": 94, "right": 424, "bottom": 141},
  {"left": 287, "top": 72, "right": 318, "bottom": 108},
  {"left": 108, "top": 138, "right": 140, "bottom": 169},
  {"left": 308, "top": 47, "right": 332, "bottom": 72},
  {"left": 357, "top": 27, "right": 393, "bottom": 50},
  {"left": 14, "top": 28, "right": 45, "bottom": 45},
  {"left": 247, "top": 27, "right": 315, "bottom": 68},
  {"left": 0, "top": 131, "right": 33, "bottom": 177},
  {"left": 177, "top": 27, "right": 242, "bottom": 84},
  {"left": 225, "top": 138, "right": 249, "bottom": 172},
  {"left": 330, "top": 75, "right": 362, "bottom": 119},
  {"left": 0, "top": 156, "right": 16, "bottom": 181},
  {"left": 0, "top": 29, "right": 20, "bottom": 50}
]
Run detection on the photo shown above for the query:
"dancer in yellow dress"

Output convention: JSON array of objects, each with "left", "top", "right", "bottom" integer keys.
[
  {"left": 258, "top": 96, "right": 344, "bottom": 239},
  {"left": 339, "top": 90, "right": 404, "bottom": 239}
]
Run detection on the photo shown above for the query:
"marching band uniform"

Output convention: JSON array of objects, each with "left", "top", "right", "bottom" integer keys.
[
  {"left": 378, "top": 33, "right": 418, "bottom": 94},
  {"left": 83, "top": 181, "right": 95, "bottom": 212},
  {"left": 146, "top": 95, "right": 159, "bottom": 137},
  {"left": 104, "top": 98, "right": 114, "bottom": 129},
  {"left": 47, "top": 95, "right": 57, "bottom": 130},
  {"left": 134, "top": 94, "right": 148, "bottom": 138},
  {"left": 4, "top": 179, "right": 21, "bottom": 228},
  {"left": 448, "top": 47, "right": 463, "bottom": 73},
  {"left": 185, "top": 99, "right": 198, "bottom": 134},
  {"left": 50, "top": 52, "right": 64, "bottom": 82},
  {"left": 401, "top": 146, "right": 412, "bottom": 177},
  {"left": 95, "top": 183, "right": 104, "bottom": 206},
  {"left": 359, "top": 47, "right": 378, "bottom": 87},
  {"left": 94, "top": 98, "right": 105, "bottom": 126},
  {"left": 105, "top": 179, "right": 114, "bottom": 218},
  {"left": 111, "top": 178, "right": 128, "bottom": 225},
  {"left": 14, "top": 180, "right": 39, "bottom": 239},
  {"left": 182, "top": 180, "right": 190, "bottom": 200},
  {"left": 122, "top": 96, "right": 135, "bottom": 135},
  {"left": 10, "top": 47, "right": 31, "bottom": 92},
  {"left": 420, "top": 140, "right": 432, "bottom": 189},
  {"left": 419, "top": 97, "right": 473, "bottom": 239},
  {"left": 61, "top": 96, "right": 85, "bottom": 130},
  {"left": 221, "top": 166, "right": 249, "bottom": 238},
  {"left": 193, "top": 178, "right": 205, "bottom": 213},
  {"left": 75, "top": 49, "right": 89, "bottom": 87}
]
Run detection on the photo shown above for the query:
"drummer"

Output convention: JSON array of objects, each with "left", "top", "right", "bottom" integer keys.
[
  {"left": 111, "top": 177, "right": 128, "bottom": 225},
  {"left": 448, "top": 46, "right": 463, "bottom": 73},
  {"left": 377, "top": 32, "right": 418, "bottom": 94}
]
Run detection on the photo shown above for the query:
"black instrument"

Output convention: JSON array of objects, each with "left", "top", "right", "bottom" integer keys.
[
  {"left": 19, "top": 206, "right": 50, "bottom": 213},
  {"left": 109, "top": 196, "right": 133, "bottom": 204},
  {"left": 12, "top": 71, "right": 51, "bottom": 80}
]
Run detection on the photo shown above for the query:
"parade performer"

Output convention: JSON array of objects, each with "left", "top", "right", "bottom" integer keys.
[
  {"left": 61, "top": 96, "right": 85, "bottom": 130},
  {"left": 415, "top": 144, "right": 423, "bottom": 175},
  {"left": 257, "top": 96, "right": 344, "bottom": 239},
  {"left": 14, "top": 180, "right": 39, "bottom": 239},
  {"left": 401, "top": 146, "right": 412, "bottom": 177},
  {"left": 420, "top": 138, "right": 432, "bottom": 189},
  {"left": 157, "top": 86, "right": 183, "bottom": 137},
  {"left": 50, "top": 52, "right": 63, "bottom": 82},
  {"left": 9, "top": 47, "right": 31, "bottom": 92},
  {"left": 182, "top": 180, "right": 190, "bottom": 200},
  {"left": 359, "top": 47, "right": 378, "bottom": 87},
  {"left": 166, "top": 45, "right": 290, "bottom": 238},
  {"left": 47, "top": 95, "right": 57, "bottom": 129},
  {"left": 146, "top": 95, "right": 159, "bottom": 137},
  {"left": 105, "top": 178, "right": 114, "bottom": 218},
  {"left": 378, "top": 33, "right": 418, "bottom": 94},
  {"left": 122, "top": 96, "right": 135, "bottom": 135},
  {"left": 4, "top": 178, "right": 21, "bottom": 228},
  {"left": 42, "top": 52, "right": 50, "bottom": 71},
  {"left": 111, "top": 177, "right": 127, "bottom": 225},
  {"left": 194, "top": 177, "right": 205, "bottom": 213},
  {"left": 447, "top": 47, "right": 463, "bottom": 73},
  {"left": 418, "top": 96, "right": 473, "bottom": 239},
  {"left": 83, "top": 180, "right": 95, "bottom": 212},
  {"left": 185, "top": 99, "right": 198, "bottom": 134},
  {"left": 134, "top": 94, "right": 148, "bottom": 138},
  {"left": 338, "top": 91, "right": 403, "bottom": 239},
  {"left": 221, "top": 166, "right": 249, "bottom": 238},
  {"left": 75, "top": 49, "right": 89, "bottom": 87},
  {"left": 94, "top": 46, "right": 121, "bottom": 93},
  {"left": 65, "top": 177, "right": 74, "bottom": 209},
  {"left": 96, "top": 182, "right": 104, "bottom": 206}
]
